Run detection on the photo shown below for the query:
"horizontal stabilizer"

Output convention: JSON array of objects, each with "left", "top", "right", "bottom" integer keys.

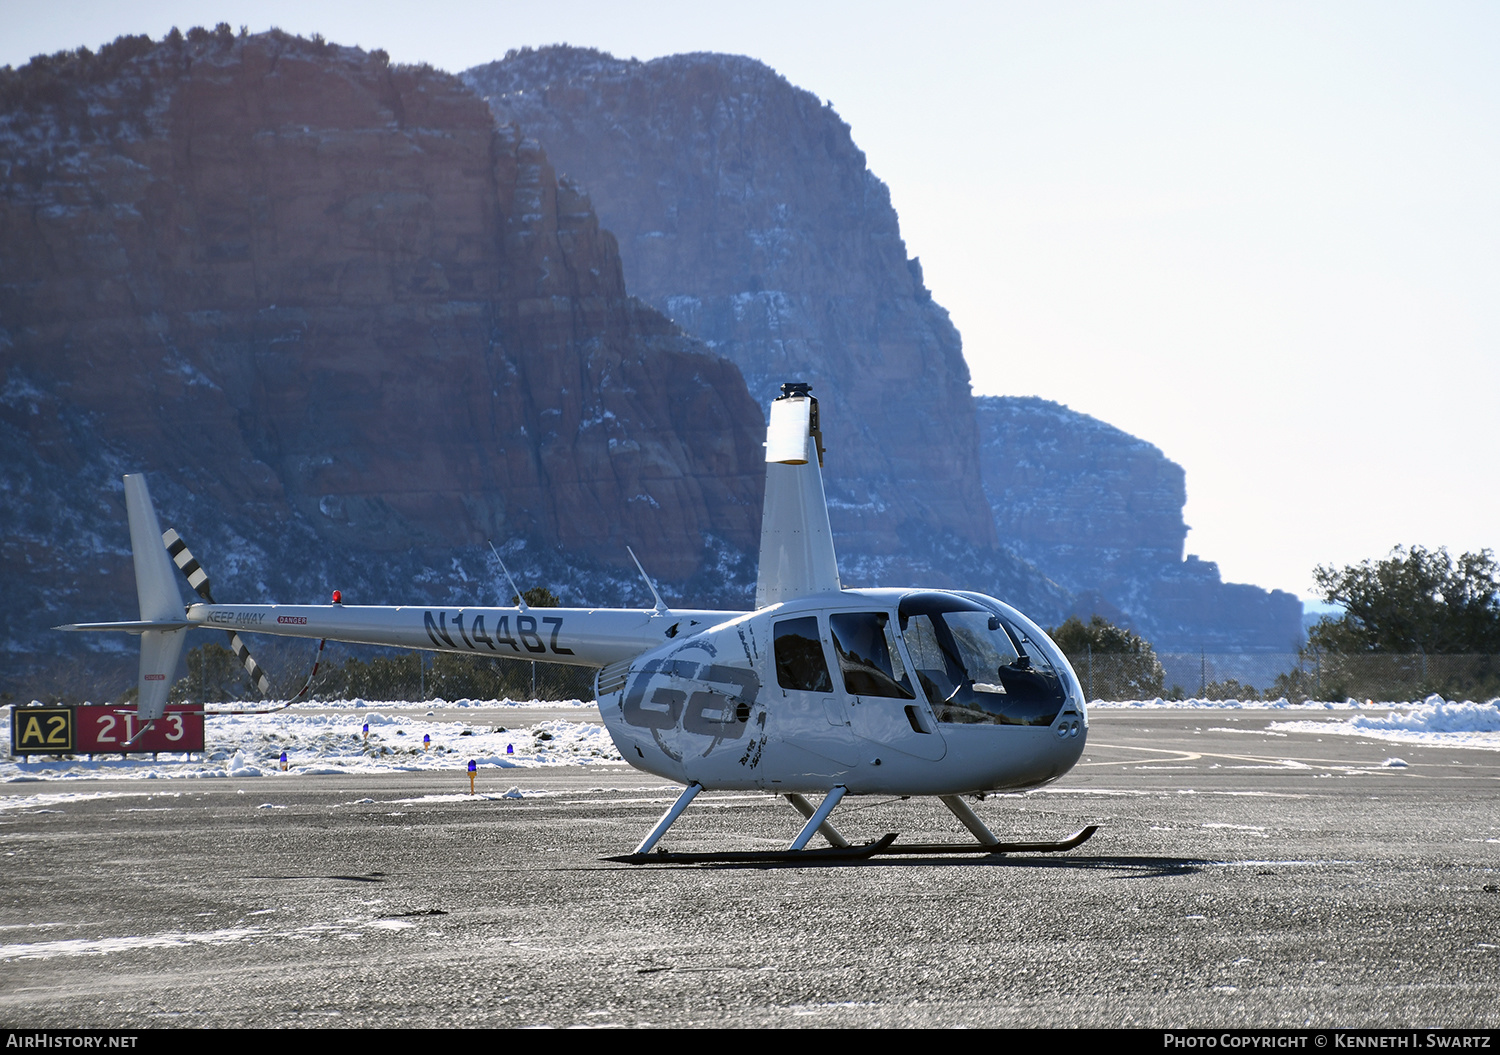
[{"left": 56, "top": 619, "right": 191, "bottom": 633}]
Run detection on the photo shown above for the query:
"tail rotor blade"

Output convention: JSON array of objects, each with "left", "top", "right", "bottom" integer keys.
[
  {"left": 162, "top": 528, "right": 214, "bottom": 603},
  {"left": 229, "top": 632, "right": 272, "bottom": 695},
  {"left": 162, "top": 526, "right": 272, "bottom": 696}
]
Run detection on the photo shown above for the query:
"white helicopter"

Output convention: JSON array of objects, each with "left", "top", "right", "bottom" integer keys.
[{"left": 61, "top": 382, "right": 1095, "bottom": 861}]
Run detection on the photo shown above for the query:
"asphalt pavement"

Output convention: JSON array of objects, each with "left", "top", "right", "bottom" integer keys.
[{"left": 2, "top": 708, "right": 1497, "bottom": 1027}]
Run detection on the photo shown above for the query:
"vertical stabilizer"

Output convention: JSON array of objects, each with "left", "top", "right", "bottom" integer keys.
[
  {"left": 754, "top": 384, "right": 842, "bottom": 608},
  {"left": 123, "top": 475, "right": 187, "bottom": 718}
]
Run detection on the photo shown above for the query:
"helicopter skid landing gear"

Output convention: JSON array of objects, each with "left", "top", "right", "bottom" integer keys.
[
  {"left": 881, "top": 824, "right": 1099, "bottom": 857},
  {"left": 611, "top": 784, "right": 1099, "bottom": 864},
  {"left": 631, "top": 781, "right": 704, "bottom": 855}
]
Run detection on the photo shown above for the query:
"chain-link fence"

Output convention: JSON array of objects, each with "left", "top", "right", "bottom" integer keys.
[
  {"left": 162, "top": 640, "right": 597, "bottom": 704},
  {"left": 306, "top": 648, "right": 596, "bottom": 703},
  {"left": 1063, "top": 650, "right": 1500, "bottom": 702}
]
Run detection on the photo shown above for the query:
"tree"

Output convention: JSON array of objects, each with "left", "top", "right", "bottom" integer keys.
[
  {"left": 511, "top": 586, "right": 560, "bottom": 607},
  {"left": 1309, "top": 545, "right": 1500, "bottom": 654},
  {"left": 170, "top": 642, "right": 255, "bottom": 702},
  {"left": 1048, "top": 615, "right": 1165, "bottom": 700}
]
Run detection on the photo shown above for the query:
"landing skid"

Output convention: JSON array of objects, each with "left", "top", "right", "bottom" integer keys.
[
  {"left": 882, "top": 824, "right": 1099, "bottom": 856},
  {"left": 611, "top": 827, "right": 1098, "bottom": 864},
  {"left": 613, "top": 781, "right": 1101, "bottom": 866},
  {"left": 609, "top": 833, "right": 900, "bottom": 865},
  {"left": 615, "top": 783, "right": 1099, "bottom": 864}
]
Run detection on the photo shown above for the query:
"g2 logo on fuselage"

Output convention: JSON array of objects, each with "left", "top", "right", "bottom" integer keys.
[{"left": 620, "top": 658, "right": 760, "bottom": 741}]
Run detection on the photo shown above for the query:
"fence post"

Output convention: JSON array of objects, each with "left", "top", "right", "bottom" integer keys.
[
  {"left": 531, "top": 661, "right": 537, "bottom": 701},
  {"left": 1086, "top": 643, "right": 1093, "bottom": 701}
]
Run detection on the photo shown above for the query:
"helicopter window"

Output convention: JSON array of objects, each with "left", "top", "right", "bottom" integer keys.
[
  {"left": 828, "top": 612, "right": 914, "bottom": 700},
  {"left": 897, "top": 592, "right": 1066, "bottom": 726},
  {"left": 995, "top": 616, "right": 1059, "bottom": 678},
  {"left": 773, "top": 616, "right": 833, "bottom": 693},
  {"left": 946, "top": 611, "right": 1021, "bottom": 693},
  {"left": 900, "top": 613, "right": 964, "bottom": 711}
]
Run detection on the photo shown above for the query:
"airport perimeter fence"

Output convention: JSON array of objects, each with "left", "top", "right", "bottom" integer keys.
[
  {"left": 161, "top": 640, "right": 598, "bottom": 705},
  {"left": 1063, "top": 649, "right": 1500, "bottom": 703},
  {"left": 303, "top": 647, "right": 597, "bottom": 703}
]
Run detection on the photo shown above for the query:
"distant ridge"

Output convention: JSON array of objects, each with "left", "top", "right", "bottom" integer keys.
[
  {"left": 465, "top": 46, "right": 1303, "bottom": 650},
  {"left": 976, "top": 396, "right": 1302, "bottom": 650}
]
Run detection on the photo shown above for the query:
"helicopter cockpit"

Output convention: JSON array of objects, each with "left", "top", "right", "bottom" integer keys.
[
  {"left": 771, "top": 590, "right": 1073, "bottom": 730},
  {"left": 895, "top": 592, "right": 1068, "bottom": 727}
]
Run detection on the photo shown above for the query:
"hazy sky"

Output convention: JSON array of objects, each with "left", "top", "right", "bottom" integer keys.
[{"left": 7, "top": 2, "right": 1497, "bottom": 602}]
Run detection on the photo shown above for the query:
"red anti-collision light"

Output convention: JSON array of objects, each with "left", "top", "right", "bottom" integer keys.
[{"left": 331, "top": 590, "right": 342, "bottom": 604}]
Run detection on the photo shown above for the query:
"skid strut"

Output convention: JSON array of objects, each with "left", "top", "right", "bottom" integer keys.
[
  {"left": 784, "top": 793, "right": 851, "bottom": 848},
  {"left": 632, "top": 782, "right": 703, "bottom": 855},
  {"left": 940, "top": 794, "right": 1000, "bottom": 847},
  {"left": 787, "top": 786, "right": 847, "bottom": 850}
]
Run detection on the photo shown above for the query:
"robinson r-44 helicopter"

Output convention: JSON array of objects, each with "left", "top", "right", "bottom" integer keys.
[{"left": 62, "top": 382, "right": 1096, "bottom": 862}]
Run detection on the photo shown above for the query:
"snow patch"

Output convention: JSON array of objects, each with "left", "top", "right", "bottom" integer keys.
[
  {"left": 2, "top": 708, "right": 621, "bottom": 783},
  {"left": 1269, "top": 698, "right": 1500, "bottom": 750}
]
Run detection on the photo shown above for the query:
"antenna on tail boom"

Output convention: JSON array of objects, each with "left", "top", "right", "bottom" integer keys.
[
  {"left": 487, "top": 541, "right": 529, "bottom": 611},
  {"left": 627, "top": 546, "right": 671, "bottom": 617}
]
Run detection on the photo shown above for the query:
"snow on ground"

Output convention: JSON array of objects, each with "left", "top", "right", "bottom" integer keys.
[
  {"left": 1094, "top": 693, "right": 1500, "bottom": 751},
  {"left": 1092, "top": 697, "right": 1381, "bottom": 710},
  {"left": 1266, "top": 695, "right": 1500, "bottom": 751},
  {"left": 6, "top": 694, "right": 1500, "bottom": 786},
  {"left": 226, "top": 697, "right": 597, "bottom": 711},
  {"left": 1, "top": 698, "right": 621, "bottom": 784}
]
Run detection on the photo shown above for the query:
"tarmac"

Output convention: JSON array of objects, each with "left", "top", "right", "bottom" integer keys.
[{"left": 2, "top": 707, "right": 1498, "bottom": 1028}]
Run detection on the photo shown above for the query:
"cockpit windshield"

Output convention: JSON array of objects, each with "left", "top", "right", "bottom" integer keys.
[{"left": 897, "top": 592, "right": 1067, "bottom": 726}]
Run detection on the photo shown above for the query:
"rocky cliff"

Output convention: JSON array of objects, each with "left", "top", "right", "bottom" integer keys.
[
  {"left": 976, "top": 397, "right": 1303, "bottom": 651},
  {"left": 0, "top": 29, "right": 766, "bottom": 693},
  {"left": 463, "top": 49, "right": 1028, "bottom": 585},
  {"left": 467, "top": 48, "right": 1302, "bottom": 651},
  {"left": 2, "top": 32, "right": 1307, "bottom": 699}
]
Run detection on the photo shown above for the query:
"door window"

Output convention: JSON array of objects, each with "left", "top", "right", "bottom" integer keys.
[
  {"left": 773, "top": 616, "right": 833, "bottom": 692},
  {"left": 828, "top": 611, "right": 914, "bottom": 699}
]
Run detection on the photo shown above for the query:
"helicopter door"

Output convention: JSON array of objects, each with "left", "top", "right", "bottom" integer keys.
[
  {"left": 828, "top": 611, "right": 947, "bottom": 761},
  {"left": 769, "top": 615, "right": 860, "bottom": 768}
]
